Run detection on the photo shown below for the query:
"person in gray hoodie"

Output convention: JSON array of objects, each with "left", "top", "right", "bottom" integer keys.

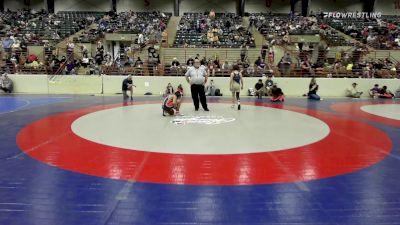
[{"left": 0, "top": 74, "right": 13, "bottom": 93}]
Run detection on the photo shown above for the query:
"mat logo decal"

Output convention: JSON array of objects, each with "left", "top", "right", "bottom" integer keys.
[{"left": 171, "top": 115, "right": 235, "bottom": 125}]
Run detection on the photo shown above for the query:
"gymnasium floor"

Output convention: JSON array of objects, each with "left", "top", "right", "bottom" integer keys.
[{"left": 0, "top": 95, "right": 399, "bottom": 225}]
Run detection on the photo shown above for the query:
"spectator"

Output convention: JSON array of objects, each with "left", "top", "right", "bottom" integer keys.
[
  {"left": 254, "top": 79, "right": 264, "bottom": 99},
  {"left": 362, "top": 63, "right": 372, "bottom": 78},
  {"left": 255, "top": 57, "right": 262, "bottom": 67},
  {"left": 346, "top": 82, "right": 363, "bottom": 98},
  {"left": 97, "top": 40, "right": 103, "bottom": 50},
  {"left": 208, "top": 58, "right": 217, "bottom": 76},
  {"left": 257, "top": 60, "right": 266, "bottom": 73},
  {"left": 307, "top": 78, "right": 321, "bottom": 100},
  {"left": 164, "top": 83, "right": 175, "bottom": 96},
  {"left": 333, "top": 60, "right": 344, "bottom": 77},
  {"left": 206, "top": 79, "right": 217, "bottom": 96},
  {"left": 65, "top": 61, "right": 75, "bottom": 75},
  {"left": 247, "top": 64, "right": 255, "bottom": 76},
  {"left": 270, "top": 84, "right": 284, "bottom": 102},
  {"left": 122, "top": 75, "right": 136, "bottom": 102},
  {"left": 149, "top": 52, "right": 160, "bottom": 76},
  {"left": 88, "top": 62, "right": 97, "bottom": 75},
  {"left": 66, "top": 41, "right": 75, "bottom": 58},
  {"left": 148, "top": 45, "right": 156, "bottom": 58},
  {"left": 177, "top": 84, "right": 184, "bottom": 95},
  {"left": 209, "top": 9, "right": 216, "bottom": 18},
  {"left": 80, "top": 45, "right": 88, "bottom": 57},
  {"left": 213, "top": 57, "right": 220, "bottom": 74},
  {"left": 134, "top": 57, "right": 143, "bottom": 67},
  {"left": 261, "top": 44, "right": 268, "bottom": 62},
  {"left": 162, "top": 30, "right": 168, "bottom": 43},
  {"left": 346, "top": 62, "right": 354, "bottom": 75},
  {"left": 265, "top": 76, "right": 274, "bottom": 96},
  {"left": 0, "top": 74, "right": 13, "bottom": 93},
  {"left": 81, "top": 56, "right": 89, "bottom": 68},
  {"left": 301, "top": 57, "right": 312, "bottom": 77},
  {"left": 30, "top": 60, "right": 41, "bottom": 69},
  {"left": 2, "top": 36, "right": 14, "bottom": 55},
  {"left": 268, "top": 48, "right": 274, "bottom": 64},
  {"left": 138, "top": 33, "right": 145, "bottom": 45},
  {"left": 369, "top": 84, "right": 381, "bottom": 98},
  {"left": 170, "top": 57, "right": 181, "bottom": 75},
  {"left": 222, "top": 61, "right": 232, "bottom": 70},
  {"left": 240, "top": 45, "right": 247, "bottom": 61},
  {"left": 378, "top": 86, "right": 394, "bottom": 99},
  {"left": 279, "top": 53, "right": 292, "bottom": 76},
  {"left": 187, "top": 56, "right": 194, "bottom": 67}
]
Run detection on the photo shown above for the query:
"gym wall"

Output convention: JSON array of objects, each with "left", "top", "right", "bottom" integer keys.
[
  {"left": 4, "top": 0, "right": 44, "bottom": 10},
  {"left": 8, "top": 75, "right": 400, "bottom": 98},
  {"left": 375, "top": 0, "right": 400, "bottom": 15},
  {"left": 117, "top": 0, "right": 174, "bottom": 12},
  {"left": 54, "top": 0, "right": 110, "bottom": 12},
  {"left": 309, "top": 0, "right": 363, "bottom": 13}
]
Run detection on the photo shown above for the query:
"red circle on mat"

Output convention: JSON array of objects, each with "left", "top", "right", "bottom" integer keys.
[
  {"left": 331, "top": 102, "right": 400, "bottom": 127},
  {"left": 17, "top": 102, "right": 392, "bottom": 185}
]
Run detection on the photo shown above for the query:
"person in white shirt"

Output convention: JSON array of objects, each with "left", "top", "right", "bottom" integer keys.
[
  {"left": 66, "top": 41, "right": 74, "bottom": 58},
  {"left": 81, "top": 56, "right": 89, "bottom": 68},
  {"left": 185, "top": 59, "right": 209, "bottom": 111},
  {"left": 138, "top": 33, "right": 144, "bottom": 45},
  {"left": 346, "top": 82, "right": 363, "bottom": 98}
]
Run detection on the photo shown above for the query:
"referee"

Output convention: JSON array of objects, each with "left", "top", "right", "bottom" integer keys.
[{"left": 185, "top": 59, "right": 209, "bottom": 111}]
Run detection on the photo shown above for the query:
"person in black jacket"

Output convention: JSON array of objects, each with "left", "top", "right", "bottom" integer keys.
[
  {"left": 122, "top": 75, "right": 136, "bottom": 102},
  {"left": 254, "top": 79, "right": 264, "bottom": 99}
]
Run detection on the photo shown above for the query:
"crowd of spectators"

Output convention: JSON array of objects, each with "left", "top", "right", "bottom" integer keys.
[
  {"left": 276, "top": 49, "right": 400, "bottom": 78},
  {"left": 250, "top": 12, "right": 320, "bottom": 45},
  {"left": 0, "top": 9, "right": 108, "bottom": 74},
  {"left": 97, "top": 11, "right": 170, "bottom": 45},
  {"left": 321, "top": 16, "right": 400, "bottom": 50},
  {"left": 166, "top": 49, "right": 274, "bottom": 77},
  {"left": 174, "top": 12, "right": 255, "bottom": 48},
  {"left": 1, "top": 9, "right": 400, "bottom": 78}
]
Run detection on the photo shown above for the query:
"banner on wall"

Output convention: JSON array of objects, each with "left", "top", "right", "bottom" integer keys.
[{"left": 323, "top": 11, "right": 382, "bottom": 19}]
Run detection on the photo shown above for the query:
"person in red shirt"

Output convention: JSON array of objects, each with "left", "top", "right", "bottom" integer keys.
[
  {"left": 378, "top": 86, "right": 394, "bottom": 99},
  {"left": 162, "top": 91, "right": 183, "bottom": 116},
  {"left": 270, "top": 84, "right": 285, "bottom": 102},
  {"left": 388, "top": 23, "right": 397, "bottom": 30}
]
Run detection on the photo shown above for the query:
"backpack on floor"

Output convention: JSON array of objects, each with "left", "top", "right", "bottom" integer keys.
[
  {"left": 215, "top": 88, "right": 221, "bottom": 96},
  {"left": 248, "top": 88, "right": 255, "bottom": 96}
]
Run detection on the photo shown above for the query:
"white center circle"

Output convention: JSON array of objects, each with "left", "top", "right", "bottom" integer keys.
[
  {"left": 361, "top": 104, "right": 400, "bottom": 120},
  {"left": 71, "top": 103, "right": 330, "bottom": 155}
]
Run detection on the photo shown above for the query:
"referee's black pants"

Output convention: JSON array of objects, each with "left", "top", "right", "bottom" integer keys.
[{"left": 190, "top": 84, "right": 208, "bottom": 110}]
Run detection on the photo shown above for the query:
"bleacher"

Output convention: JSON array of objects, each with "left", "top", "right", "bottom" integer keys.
[
  {"left": 173, "top": 12, "right": 255, "bottom": 48},
  {"left": 99, "top": 11, "right": 171, "bottom": 34},
  {"left": 252, "top": 13, "right": 320, "bottom": 44},
  {"left": 56, "top": 11, "right": 106, "bottom": 39},
  {"left": 0, "top": 8, "right": 399, "bottom": 78},
  {"left": 322, "top": 17, "right": 400, "bottom": 50}
]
